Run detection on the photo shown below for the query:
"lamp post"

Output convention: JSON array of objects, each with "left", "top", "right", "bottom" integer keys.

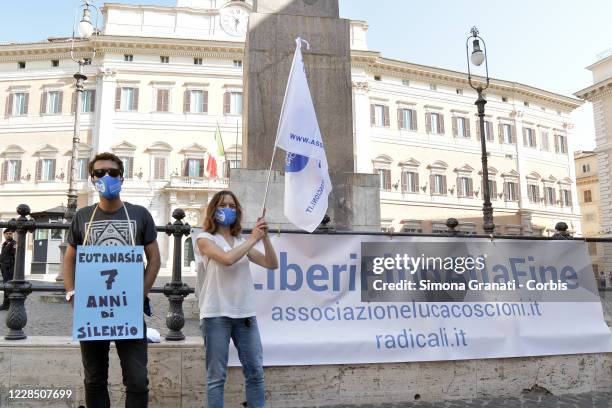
[
  {"left": 57, "top": 1, "right": 99, "bottom": 281},
  {"left": 465, "top": 26, "right": 495, "bottom": 234}
]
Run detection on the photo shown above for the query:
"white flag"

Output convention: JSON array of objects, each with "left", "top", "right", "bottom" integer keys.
[{"left": 276, "top": 38, "right": 332, "bottom": 232}]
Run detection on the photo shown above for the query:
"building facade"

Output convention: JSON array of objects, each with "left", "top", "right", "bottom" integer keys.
[
  {"left": 0, "top": 0, "right": 584, "bottom": 276},
  {"left": 574, "top": 150, "right": 604, "bottom": 280},
  {"left": 576, "top": 51, "right": 612, "bottom": 282}
]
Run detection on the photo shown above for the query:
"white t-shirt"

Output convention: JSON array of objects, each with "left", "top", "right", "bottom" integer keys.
[{"left": 193, "top": 231, "right": 257, "bottom": 319}]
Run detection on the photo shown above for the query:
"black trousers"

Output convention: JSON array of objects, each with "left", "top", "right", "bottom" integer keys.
[
  {"left": 0, "top": 266, "right": 12, "bottom": 307},
  {"left": 79, "top": 332, "right": 149, "bottom": 408}
]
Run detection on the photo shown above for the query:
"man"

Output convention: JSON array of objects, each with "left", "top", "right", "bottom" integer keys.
[
  {"left": 0, "top": 227, "right": 16, "bottom": 311},
  {"left": 63, "top": 152, "right": 161, "bottom": 408}
]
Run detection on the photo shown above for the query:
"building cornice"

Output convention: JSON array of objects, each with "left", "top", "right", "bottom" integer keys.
[
  {"left": 0, "top": 36, "right": 584, "bottom": 111},
  {"left": 0, "top": 36, "right": 245, "bottom": 62},
  {"left": 574, "top": 77, "right": 612, "bottom": 101},
  {"left": 351, "top": 50, "right": 582, "bottom": 111}
]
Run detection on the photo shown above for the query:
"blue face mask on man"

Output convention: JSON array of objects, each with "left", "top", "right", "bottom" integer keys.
[
  {"left": 215, "top": 208, "right": 237, "bottom": 226},
  {"left": 95, "top": 175, "right": 122, "bottom": 200}
]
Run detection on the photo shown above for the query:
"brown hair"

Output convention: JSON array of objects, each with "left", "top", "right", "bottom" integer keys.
[
  {"left": 88, "top": 152, "right": 124, "bottom": 177},
  {"left": 203, "top": 190, "right": 243, "bottom": 236}
]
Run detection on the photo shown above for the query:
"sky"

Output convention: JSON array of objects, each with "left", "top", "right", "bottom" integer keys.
[{"left": 1, "top": 0, "right": 610, "bottom": 151}]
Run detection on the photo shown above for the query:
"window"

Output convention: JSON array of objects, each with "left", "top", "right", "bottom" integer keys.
[
  {"left": 224, "top": 91, "right": 243, "bottom": 115},
  {"left": 1, "top": 159, "right": 21, "bottom": 182},
  {"left": 75, "top": 158, "right": 89, "bottom": 180},
  {"left": 184, "top": 158, "right": 205, "bottom": 178},
  {"left": 185, "top": 89, "right": 208, "bottom": 114},
  {"left": 560, "top": 188, "right": 572, "bottom": 206},
  {"left": 429, "top": 84, "right": 437, "bottom": 91},
  {"left": 160, "top": 56, "right": 170, "bottom": 64},
  {"left": 51, "top": 60, "right": 59, "bottom": 67},
  {"left": 18, "top": 61, "right": 26, "bottom": 69},
  {"left": 153, "top": 157, "right": 167, "bottom": 180},
  {"left": 540, "top": 131, "right": 549, "bottom": 151},
  {"left": 453, "top": 116, "right": 470, "bottom": 138},
  {"left": 371, "top": 104, "right": 389, "bottom": 127},
  {"left": 456, "top": 89, "right": 463, "bottom": 95},
  {"left": 544, "top": 186, "right": 556, "bottom": 205},
  {"left": 523, "top": 128, "right": 537, "bottom": 148},
  {"left": 502, "top": 96, "right": 508, "bottom": 102},
  {"left": 524, "top": 101, "right": 530, "bottom": 107},
  {"left": 582, "top": 164, "right": 590, "bottom": 173},
  {"left": 430, "top": 174, "right": 447, "bottom": 195},
  {"left": 10, "top": 92, "right": 29, "bottom": 116},
  {"left": 81, "top": 90, "right": 96, "bottom": 113},
  {"left": 504, "top": 181, "right": 519, "bottom": 201},
  {"left": 555, "top": 134, "right": 567, "bottom": 154},
  {"left": 527, "top": 184, "right": 540, "bottom": 203},
  {"left": 194, "top": 58, "right": 203, "bottom": 65},
  {"left": 374, "top": 75, "right": 382, "bottom": 81},
  {"left": 402, "top": 79, "right": 410, "bottom": 86},
  {"left": 117, "top": 87, "right": 138, "bottom": 111},
  {"left": 401, "top": 221, "right": 422, "bottom": 233},
  {"left": 233, "top": 60, "right": 243, "bottom": 68},
  {"left": 480, "top": 120, "right": 494, "bottom": 141},
  {"left": 427, "top": 112, "right": 444, "bottom": 134},
  {"left": 124, "top": 54, "right": 134, "bottom": 62},
  {"left": 432, "top": 223, "right": 448, "bottom": 234},
  {"left": 457, "top": 176, "right": 473, "bottom": 197},
  {"left": 501, "top": 123, "right": 514, "bottom": 144},
  {"left": 44, "top": 91, "right": 62, "bottom": 115},
  {"left": 377, "top": 169, "right": 391, "bottom": 190},
  {"left": 398, "top": 108, "right": 417, "bottom": 131},
  {"left": 486, "top": 180, "right": 498, "bottom": 200},
  {"left": 224, "top": 159, "right": 242, "bottom": 177},
  {"left": 118, "top": 156, "right": 134, "bottom": 179},
  {"left": 401, "top": 171, "right": 419, "bottom": 193},
  {"left": 37, "top": 158, "right": 56, "bottom": 182},
  {"left": 155, "top": 88, "right": 170, "bottom": 112},
  {"left": 583, "top": 190, "right": 592, "bottom": 203}
]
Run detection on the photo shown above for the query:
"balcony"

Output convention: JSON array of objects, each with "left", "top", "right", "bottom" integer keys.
[{"left": 165, "top": 175, "right": 229, "bottom": 191}]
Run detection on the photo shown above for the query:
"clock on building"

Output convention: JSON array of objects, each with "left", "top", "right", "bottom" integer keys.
[{"left": 220, "top": 5, "right": 249, "bottom": 37}]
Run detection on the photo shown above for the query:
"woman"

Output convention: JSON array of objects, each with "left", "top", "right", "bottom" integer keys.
[{"left": 194, "top": 190, "right": 278, "bottom": 408}]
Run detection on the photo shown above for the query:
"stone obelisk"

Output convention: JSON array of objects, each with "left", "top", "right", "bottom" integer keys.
[{"left": 231, "top": 0, "right": 380, "bottom": 231}]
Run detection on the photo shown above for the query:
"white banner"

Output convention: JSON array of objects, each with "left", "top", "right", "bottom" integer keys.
[{"left": 193, "top": 233, "right": 612, "bottom": 366}]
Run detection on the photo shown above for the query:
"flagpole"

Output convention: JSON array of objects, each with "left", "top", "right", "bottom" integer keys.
[{"left": 261, "top": 37, "right": 308, "bottom": 218}]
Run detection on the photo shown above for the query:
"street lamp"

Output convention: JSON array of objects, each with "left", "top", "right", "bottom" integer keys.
[
  {"left": 67, "top": 0, "right": 99, "bottom": 220},
  {"left": 465, "top": 26, "right": 495, "bottom": 235},
  {"left": 57, "top": 1, "right": 99, "bottom": 282}
]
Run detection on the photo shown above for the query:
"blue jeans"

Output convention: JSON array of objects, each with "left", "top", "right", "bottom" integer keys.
[{"left": 201, "top": 316, "right": 265, "bottom": 408}]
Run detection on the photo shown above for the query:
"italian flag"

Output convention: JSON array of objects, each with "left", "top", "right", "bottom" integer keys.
[{"left": 207, "top": 124, "right": 225, "bottom": 178}]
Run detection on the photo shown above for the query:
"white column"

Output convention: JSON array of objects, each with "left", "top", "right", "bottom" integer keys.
[
  {"left": 96, "top": 69, "right": 118, "bottom": 153},
  {"left": 512, "top": 111, "right": 532, "bottom": 234},
  {"left": 352, "top": 81, "right": 372, "bottom": 173},
  {"left": 565, "top": 123, "right": 581, "bottom": 219}
]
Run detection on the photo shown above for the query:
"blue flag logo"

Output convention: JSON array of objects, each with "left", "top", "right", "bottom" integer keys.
[{"left": 285, "top": 153, "right": 309, "bottom": 173}]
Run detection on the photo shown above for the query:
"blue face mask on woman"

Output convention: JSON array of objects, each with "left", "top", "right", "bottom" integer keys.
[
  {"left": 215, "top": 208, "right": 237, "bottom": 226},
  {"left": 95, "top": 175, "right": 122, "bottom": 200}
]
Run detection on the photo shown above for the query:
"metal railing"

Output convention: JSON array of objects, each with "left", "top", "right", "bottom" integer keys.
[{"left": 1, "top": 207, "right": 611, "bottom": 342}]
